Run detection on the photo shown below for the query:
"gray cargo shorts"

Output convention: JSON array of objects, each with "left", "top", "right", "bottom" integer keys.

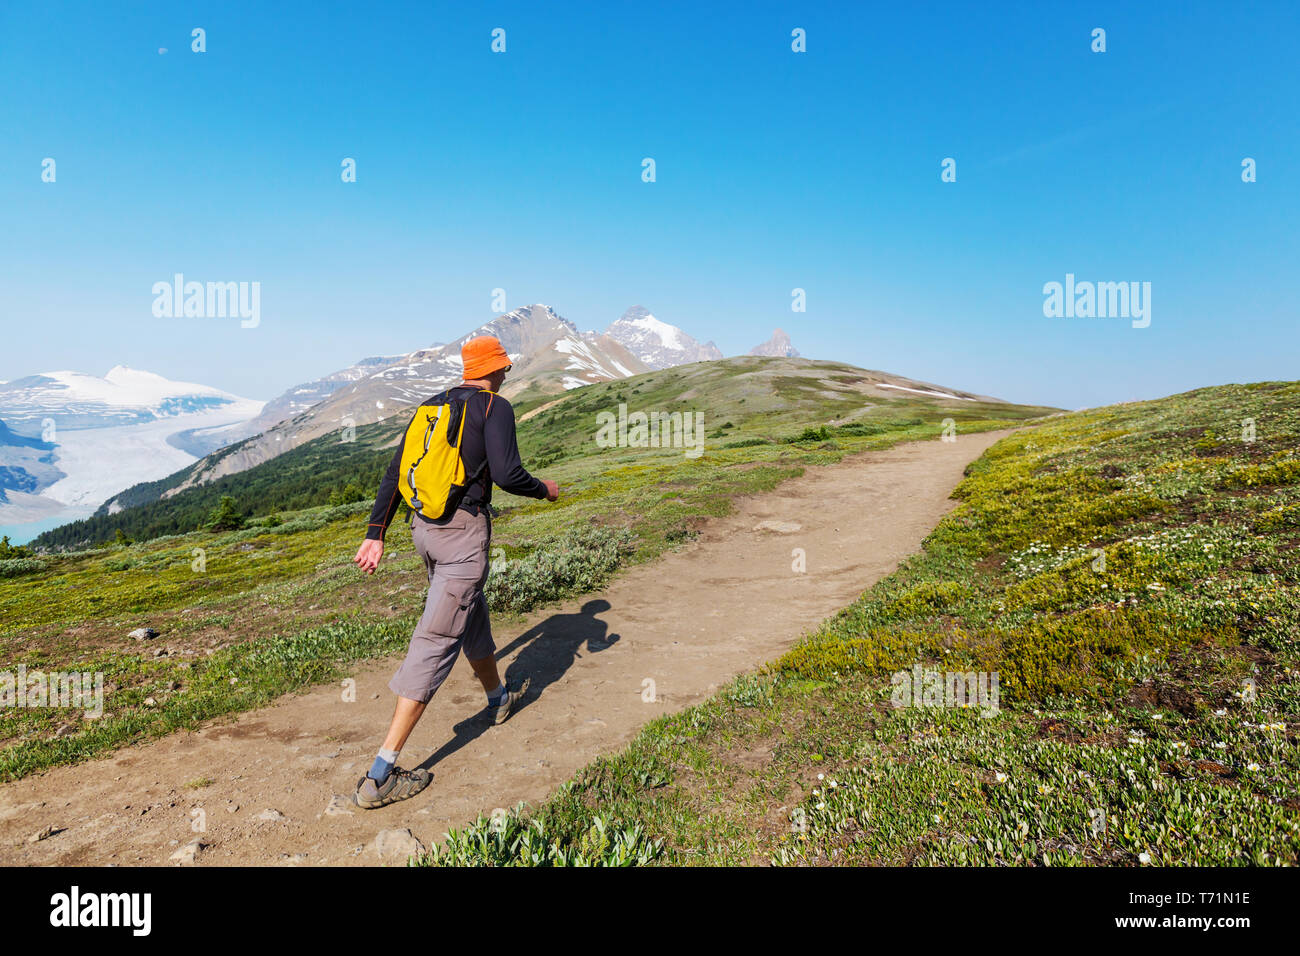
[{"left": 389, "top": 507, "right": 495, "bottom": 703}]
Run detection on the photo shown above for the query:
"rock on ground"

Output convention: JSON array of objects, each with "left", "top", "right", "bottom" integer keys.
[
  {"left": 170, "top": 839, "right": 205, "bottom": 865},
  {"left": 368, "top": 828, "right": 426, "bottom": 861}
]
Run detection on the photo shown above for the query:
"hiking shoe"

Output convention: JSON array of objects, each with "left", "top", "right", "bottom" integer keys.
[
  {"left": 487, "top": 680, "right": 528, "bottom": 726},
  {"left": 353, "top": 767, "right": 432, "bottom": 809}
]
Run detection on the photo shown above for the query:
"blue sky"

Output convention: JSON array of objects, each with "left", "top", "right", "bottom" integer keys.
[{"left": 2, "top": 0, "right": 1296, "bottom": 410}]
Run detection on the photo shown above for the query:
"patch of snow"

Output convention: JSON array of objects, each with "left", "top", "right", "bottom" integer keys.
[
  {"left": 555, "top": 338, "right": 599, "bottom": 363},
  {"left": 875, "top": 383, "right": 973, "bottom": 401}
]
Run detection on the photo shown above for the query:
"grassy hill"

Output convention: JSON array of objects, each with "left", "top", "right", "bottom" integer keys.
[
  {"left": 415, "top": 380, "right": 1300, "bottom": 866},
  {"left": 0, "top": 357, "right": 1051, "bottom": 779}
]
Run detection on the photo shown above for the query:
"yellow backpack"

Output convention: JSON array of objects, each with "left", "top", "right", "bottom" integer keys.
[{"left": 397, "top": 389, "right": 496, "bottom": 520}]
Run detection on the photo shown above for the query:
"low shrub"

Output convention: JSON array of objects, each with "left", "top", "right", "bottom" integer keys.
[
  {"left": 417, "top": 809, "right": 662, "bottom": 867},
  {"left": 486, "top": 527, "right": 637, "bottom": 614},
  {"left": 1221, "top": 456, "right": 1300, "bottom": 490},
  {"left": 0, "top": 557, "right": 48, "bottom": 578}
]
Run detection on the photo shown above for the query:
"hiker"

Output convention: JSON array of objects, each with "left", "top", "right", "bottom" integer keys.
[{"left": 350, "top": 335, "right": 559, "bottom": 808}]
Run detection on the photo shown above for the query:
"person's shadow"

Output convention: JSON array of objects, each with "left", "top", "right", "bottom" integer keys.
[{"left": 417, "top": 600, "right": 619, "bottom": 772}]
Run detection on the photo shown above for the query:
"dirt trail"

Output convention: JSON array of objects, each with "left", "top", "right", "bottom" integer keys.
[{"left": 0, "top": 431, "right": 1010, "bottom": 866}]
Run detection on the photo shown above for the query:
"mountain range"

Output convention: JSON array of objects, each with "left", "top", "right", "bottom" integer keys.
[
  {"left": 147, "top": 303, "right": 743, "bottom": 500},
  {"left": 6, "top": 304, "right": 1006, "bottom": 543},
  {"left": 29, "top": 352, "right": 1043, "bottom": 551},
  {"left": 155, "top": 304, "right": 655, "bottom": 498}
]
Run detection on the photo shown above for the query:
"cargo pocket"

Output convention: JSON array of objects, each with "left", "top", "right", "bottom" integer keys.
[{"left": 429, "top": 579, "right": 477, "bottom": 638}]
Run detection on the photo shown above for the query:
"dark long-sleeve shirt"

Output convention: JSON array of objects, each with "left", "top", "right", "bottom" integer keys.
[{"left": 365, "top": 385, "right": 546, "bottom": 540}]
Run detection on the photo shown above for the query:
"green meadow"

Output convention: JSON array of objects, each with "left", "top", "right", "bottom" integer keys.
[{"left": 416, "top": 380, "right": 1300, "bottom": 867}]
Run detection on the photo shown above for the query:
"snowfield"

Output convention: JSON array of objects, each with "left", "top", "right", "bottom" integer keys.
[{"left": 41, "top": 397, "right": 265, "bottom": 509}]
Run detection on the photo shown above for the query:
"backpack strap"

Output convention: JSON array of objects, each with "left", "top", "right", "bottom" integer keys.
[
  {"left": 469, "top": 387, "right": 497, "bottom": 418},
  {"left": 469, "top": 388, "right": 498, "bottom": 492}
]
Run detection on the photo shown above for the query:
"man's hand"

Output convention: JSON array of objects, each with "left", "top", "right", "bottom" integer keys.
[
  {"left": 354, "top": 538, "right": 384, "bottom": 574},
  {"left": 541, "top": 479, "right": 559, "bottom": 502}
]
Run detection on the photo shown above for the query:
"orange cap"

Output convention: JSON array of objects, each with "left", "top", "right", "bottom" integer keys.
[{"left": 461, "top": 336, "right": 511, "bottom": 380}]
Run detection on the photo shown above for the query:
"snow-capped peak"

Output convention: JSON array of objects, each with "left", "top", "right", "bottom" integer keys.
[
  {"left": 748, "top": 328, "right": 800, "bottom": 358},
  {"left": 605, "top": 306, "right": 722, "bottom": 370},
  {"left": 33, "top": 367, "right": 237, "bottom": 407},
  {"left": 103, "top": 365, "right": 184, "bottom": 390},
  {"left": 0, "top": 367, "right": 263, "bottom": 437},
  {"left": 617, "top": 308, "right": 685, "bottom": 351},
  {"left": 105, "top": 364, "right": 149, "bottom": 379}
]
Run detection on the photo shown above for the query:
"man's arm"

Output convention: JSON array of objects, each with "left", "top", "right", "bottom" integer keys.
[
  {"left": 364, "top": 442, "right": 404, "bottom": 541},
  {"left": 483, "top": 396, "right": 549, "bottom": 499},
  {"left": 355, "top": 409, "right": 417, "bottom": 575}
]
